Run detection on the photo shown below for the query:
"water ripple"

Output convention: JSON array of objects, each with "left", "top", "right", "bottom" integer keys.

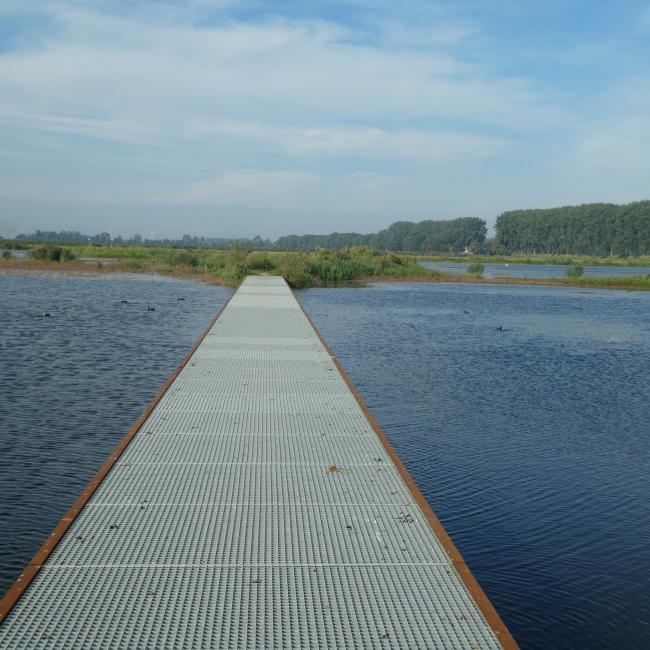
[
  {"left": 299, "top": 282, "right": 650, "bottom": 650},
  {"left": 0, "top": 273, "right": 231, "bottom": 593}
]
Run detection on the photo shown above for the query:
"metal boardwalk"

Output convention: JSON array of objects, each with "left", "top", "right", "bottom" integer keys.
[{"left": 0, "top": 276, "right": 517, "bottom": 649}]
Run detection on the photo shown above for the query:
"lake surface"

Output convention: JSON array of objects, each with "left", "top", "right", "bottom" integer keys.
[
  {"left": 420, "top": 260, "right": 650, "bottom": 279},
  {"left": 1, "top": 274, "right": 649, "bottom": 649},
  {"left": 0, "top": 272, "right": 232, "bottom": 593},
  {"left": 299, "top": 282, "right": 650, "bottom": 650}
]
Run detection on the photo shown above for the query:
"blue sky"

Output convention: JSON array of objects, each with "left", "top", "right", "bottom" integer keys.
[{"left": 1, "top": 0, "right": 649, "bottom": 238}]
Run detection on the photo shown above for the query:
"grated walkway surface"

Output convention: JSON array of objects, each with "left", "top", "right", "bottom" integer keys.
[{"left": 0, "top": 276, "right": 510, "bottom": 649}]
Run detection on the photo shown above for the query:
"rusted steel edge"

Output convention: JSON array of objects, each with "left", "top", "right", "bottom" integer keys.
[
  {"left": 0, "top": 290, "right": 235, "bottom": 623},
  {"left": 294, "top": 292, "right": 520, "bottom": 650}
]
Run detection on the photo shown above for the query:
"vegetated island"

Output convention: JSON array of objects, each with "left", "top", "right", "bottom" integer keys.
[{"left": 1, "top": 200, "right": 649, "bottom": 290}]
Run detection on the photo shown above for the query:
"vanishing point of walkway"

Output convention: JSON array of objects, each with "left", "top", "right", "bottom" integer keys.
[{"left": 0, "top": 276, "right": 517, "bottom": 649}]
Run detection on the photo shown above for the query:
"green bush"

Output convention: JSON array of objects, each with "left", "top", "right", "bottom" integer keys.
[
  {"left": 246, "top": 251, "right": 273, "bottom": 271},
  {"left": 226, "top": 241, "right": 248, "bottom": 267},
  {"left": 278, "top": 254, "right": 314, "bottom": 288},
  {"left": 285, "top": 267, "right": 315, "bottom": 288},
  {"left": 467, "top": 263, "right": 485, "bottom": 276},
  {"left": 21, "top": 242, "right": 442, "bottom": 286},
  {"left": 28, "top": 245, "right": 76, "bottom": 262},
  {"left": 204, "top": 251, "right": 227, "bottom": 271},
  {"left": 216, "top": 265, "right": 250, "bottom": 285},
  {"left": 2, "top": 250, "right": 11, "bottom": 260},
  {"left": 120, "top": 258, "right": 145, "bottom": 270},
  {"left": 566, "top": 265, "right": 584, "bottom": 279},
  {"left": 160, "top": 250, "right": 200, "bottom": 267}
]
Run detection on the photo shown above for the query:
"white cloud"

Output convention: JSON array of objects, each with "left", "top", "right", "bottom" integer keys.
[
  {"left": 0, "top": 108, "right": 158, "bottom": 143},
  {"left": 0, "top": 5, "right": 558, "bottom": 143},
  {"left": 559, "top": 118, "right": 650, "bottom": 204},
  {"left": 186, "top": 120, "right": 503, "bottom": 162},
  {"left": 160, "top": 170, "right": 318, "bottom": 206},
  {"left": 547, "top": 75, "right": 650, "bottom": 203},
  {"left": 282, "top": 127, "right": 501, "bottom": 161}
]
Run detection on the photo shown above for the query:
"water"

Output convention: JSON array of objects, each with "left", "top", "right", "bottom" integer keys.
[
  {"left": 299, "top": 282, "right": 650, "bottom": 650},
  {"left": 420, "top": 260, "right": 650, "bottom": 279},
  {"left": 1, "top": 274, "right": 649, "bottom": 649},
  {"left": 0, "top": 272, "right": 231, "bottom": 593}
]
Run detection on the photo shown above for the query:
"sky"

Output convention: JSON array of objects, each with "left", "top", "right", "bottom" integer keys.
[{"left": 1, "top": 0, "right": 649, "bottom": 239}]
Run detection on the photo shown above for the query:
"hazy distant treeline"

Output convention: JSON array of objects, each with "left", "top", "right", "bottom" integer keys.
[
  {"left": 10, "top": 218, "right": 488, "bottom": 254},
  {"left": 496, "top": 201, "right": 650, "bottom": 256},
  {"left": 7, "top": 201, "right": 650, "bottom": 256},
  {"left": 274, "top": 231, "right": 372, "bottom": 249},
  {"left": 276, "top": 217, "right": 487, "bottom": 253},
  {"left": 12, "top": 230, "right": 272, "bottom": 249}
]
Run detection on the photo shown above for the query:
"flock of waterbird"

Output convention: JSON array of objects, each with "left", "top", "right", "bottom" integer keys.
[
  {"left": 41, "top": 296, "right": 186, "bottom": 318},
  {"left": 41, "top": 297, "right": 507, "bottom": 332}
]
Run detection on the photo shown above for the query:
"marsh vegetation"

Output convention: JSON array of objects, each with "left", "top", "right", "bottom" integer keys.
[
  {"left": 3, "top": 241, "right": 650, "bottom": 291},
  {"left": 28, "top": 245, "right": 76, "bottom": 262},
  {"left": 4, "top": 243, "right": 437, "bottom": 287}
]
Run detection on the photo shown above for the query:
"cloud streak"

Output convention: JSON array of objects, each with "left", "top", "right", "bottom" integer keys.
[{"left": 0, "top": 5, "right": 557, "bottom": 136}]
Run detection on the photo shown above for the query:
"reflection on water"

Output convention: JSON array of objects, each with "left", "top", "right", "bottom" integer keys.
[
  {"left": 299, "top": 282, "right": 650, "bottom": 650},
  {"left": 0, "top": 273, "right": 231, "bottom": 593},
  {"left": 420, "top": 260, "right": 650, "bottom": 279}
]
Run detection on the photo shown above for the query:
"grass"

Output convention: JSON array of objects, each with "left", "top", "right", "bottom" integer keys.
[
  {"left": 558, "top": 274, "right": 650, "bottom": 290},
  {"left": 417, "top": 252, "right": 650, "bottom": 268},
  {"left": 3, "top": 242, "right": 437, "bottom": 287},
  {"left": 3, "top": 241, "right": 650, "bottom": 291},
  {"left": 237, "top": 248, "right": 438, "bottom": 288},
  {"left": 28, "top": 244, "right": 76, "bottom": 262},
  {"left": 566, "top": 265, "right": 584, "bottom": 279},
  {"left": 433, "top": 271, "right": 650, "bottom": 291}
]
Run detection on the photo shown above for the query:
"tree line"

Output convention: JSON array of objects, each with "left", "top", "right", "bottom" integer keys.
[
  {"left": 11, "top": 230, "right": 270, "bottom": 249},
  {"left": 9, "top": 218, "right": 488, "bottom": 254},
  {"left": 8, "top": 201, "right": 649, "bottom": 256},
  {"left": 275, "top": 217, "right": 487, "bottom": 253},
  {"left": 495, "top": 201, "right": 650, "bottom": 256}
]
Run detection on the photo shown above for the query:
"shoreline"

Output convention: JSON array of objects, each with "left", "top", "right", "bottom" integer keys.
[
  {"left": 0, "top": 259, "right": 232, "bottom": 286},
  {"left": 2, "top": 259, "right": 649, "bottom": 291},
  {"left": 416, "top": 253, "right": 650, "bottom": 268}
]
